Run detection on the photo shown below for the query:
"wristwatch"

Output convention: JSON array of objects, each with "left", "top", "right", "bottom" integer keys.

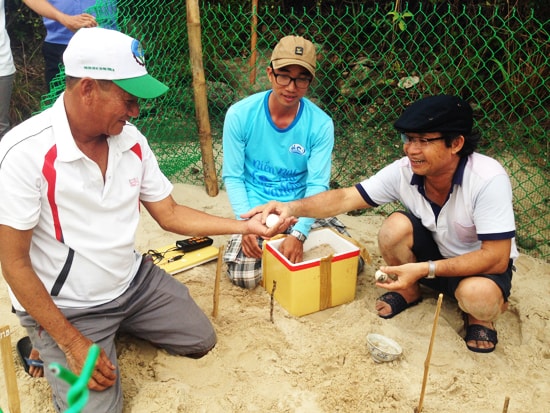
[
  {"left": 290, "top": 230, "right": 307, "bottom": 243},
  {"left": 426, "top": 260, "right": 436, "bottom": 279}
]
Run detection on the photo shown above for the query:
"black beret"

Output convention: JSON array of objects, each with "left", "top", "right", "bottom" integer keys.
[{"left": 394, "top": 95, "right": 473, "bottom": 135}]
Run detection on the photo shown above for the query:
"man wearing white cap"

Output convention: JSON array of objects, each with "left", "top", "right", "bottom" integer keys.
[
  {"left": 222, "top": 35, "right": 362, "bottom": 289},
  {"left": 0, "top": 27, "right": 293, "bottom": 412}
]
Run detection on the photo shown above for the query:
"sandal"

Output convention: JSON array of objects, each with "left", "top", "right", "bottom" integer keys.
[
  {"left": 463, "top": 314, "right": 498, "bottom": 353},
  {"left": 17, "top": 336, "right": 44, "bottom": 377},
  {"left": 376, "top": 292, "right": 422, "bottom": 319}
]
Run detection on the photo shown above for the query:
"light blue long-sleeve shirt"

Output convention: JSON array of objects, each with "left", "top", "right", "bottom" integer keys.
[{"left": 222, "top": 90, "right": 334, "bottom": 236}]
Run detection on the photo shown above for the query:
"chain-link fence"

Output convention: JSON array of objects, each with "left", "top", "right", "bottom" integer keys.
[{"left": 42, "top": 1, "right": 549, "bottom": 261}]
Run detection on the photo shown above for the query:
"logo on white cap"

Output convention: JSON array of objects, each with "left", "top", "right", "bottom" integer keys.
[{"left": 131, "top": 39, "right": 145, "bottom": 67}]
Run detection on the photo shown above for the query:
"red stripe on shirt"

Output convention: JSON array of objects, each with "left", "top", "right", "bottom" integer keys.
[
  {"left": 42, "top": 145, "right": 63, "bottom": 242},
  {"left": 130, "top": 143, "right": 142, "bottom": 210},
  {"left": 130, "top": 143, "right": 142, "bottom": 160}
]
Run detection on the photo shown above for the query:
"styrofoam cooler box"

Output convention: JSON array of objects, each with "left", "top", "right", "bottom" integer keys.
[{"left": 261, "top": 228, "right": 360, "bottom": 316}]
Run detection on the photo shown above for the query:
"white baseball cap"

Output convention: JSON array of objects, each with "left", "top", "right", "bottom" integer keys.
[{"left": 63, "top": 27, "right": 168, "bottom": 99}]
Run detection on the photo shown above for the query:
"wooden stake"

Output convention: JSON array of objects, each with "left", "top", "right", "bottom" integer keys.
[
  {"left": 212, "top": 245, "right": 225, "bottom": 318},
  {"left": 0, "top": 325, "right": 21, "bottom": 413},
  {"left": 416, "top": 293, "right": 443, "bottom": 413},
  {"left": 502, "top": 396, "right": 510, "bottom": 413},
  {"left": 270, "top": 280, "right": 277, "bottom": 323}
]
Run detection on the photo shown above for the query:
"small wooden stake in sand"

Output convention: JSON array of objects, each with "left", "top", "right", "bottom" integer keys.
[
  {"left": 270, "top": 280, "right": 277, "bottom": 323},
  {"left": 415, "top": 293, "right": 443, "bottom": 413},
  {"left": 212, "top": 244, "right": 225, "bottom": 318},
  {"left": 502, "top": 396, "right": 510, "bottom": 413},
  {"left": 0, "top": 325, "right": 21, "bottom": 413}
]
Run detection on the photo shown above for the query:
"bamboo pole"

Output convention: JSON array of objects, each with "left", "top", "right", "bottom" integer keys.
[
  {"left": 416, "top": 293, "right": 443, "bottom": 413},
  {"left": 186, "top": 0, "right": 219, "bottom": 196},
  {"left": 212, "top": 245, "right": 225, "bottom": 318},
  {"left": 249, "top": 0, "right": 259, "bottom": 85},
  {"left": 0, "top": 326, "right": 21, "bottom": 413}
]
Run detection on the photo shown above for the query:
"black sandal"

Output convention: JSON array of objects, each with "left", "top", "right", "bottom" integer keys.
[
  {"left": 463, "top": 314, "right": 498, "bottom": 353},
  {"left": 16, "top": 336, "right": 44, "bottom": 376},
  {"left": 376, "top": 292, "right": 422, "bottom": 319}
]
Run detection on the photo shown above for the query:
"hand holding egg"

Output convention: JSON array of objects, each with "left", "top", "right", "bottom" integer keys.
[
  {"left": 374, "top": 269, "right": 397, "bottom": 282},
  {"left": 265, "top": 213, "right": 280, "bottom": 228}
]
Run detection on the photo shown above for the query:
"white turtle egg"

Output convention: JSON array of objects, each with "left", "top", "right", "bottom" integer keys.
[{"left": 266, "top": 213, "right": 280, "bottom": 228}]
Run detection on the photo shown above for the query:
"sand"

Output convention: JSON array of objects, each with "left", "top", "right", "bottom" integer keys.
[{"left": 1, "top": 183, "right": 549, "bottom": 413}]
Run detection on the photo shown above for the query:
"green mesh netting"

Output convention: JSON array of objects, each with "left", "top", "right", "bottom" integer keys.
[{"left": 40, "top": 1, "right": 549, "bottom": 261}]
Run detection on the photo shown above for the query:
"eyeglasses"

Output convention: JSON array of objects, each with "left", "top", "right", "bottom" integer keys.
[
  {"left": 401, "top": 133, "right": 447, "bottom": 147},
  {"left": 270, "top": 65, "right": 312, "bottom": 89}
]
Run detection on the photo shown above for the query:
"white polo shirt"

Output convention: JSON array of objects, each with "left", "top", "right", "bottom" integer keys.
[
  {"left": 0, "top": 94, "right": 173, "bottom": 310},
  {"left": 355, "top": 154, "right": 518, "bottom": 260}
]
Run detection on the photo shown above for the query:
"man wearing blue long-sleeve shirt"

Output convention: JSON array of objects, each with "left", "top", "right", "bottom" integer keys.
[{"left": 222, "top": 35, "right": 362, "bottom": 288}]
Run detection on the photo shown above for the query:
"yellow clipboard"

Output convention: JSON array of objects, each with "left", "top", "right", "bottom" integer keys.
[{"left": 153, "top": 244, "right": 220, "bottom": 275}]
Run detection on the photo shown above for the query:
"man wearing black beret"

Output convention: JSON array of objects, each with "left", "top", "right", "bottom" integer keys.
[{"left": 247, "top": 94, "right": 517, "bottom": 353}]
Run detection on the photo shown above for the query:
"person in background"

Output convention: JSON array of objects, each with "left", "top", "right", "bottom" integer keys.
[
  {"left": 222, "top": 34, "right": 363, "bottom": 289},
  {"left": 0, "top": 0, "right": 15, "bottom": 140},
  {"left": 22, "top": 0, "right": 115, "bottom": 88},
  {"left": 247, "top": 94, "right": 517, "bottom": 353},
  {"left": 0, "top": 27, "right": 292, "bottom": 412}
]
